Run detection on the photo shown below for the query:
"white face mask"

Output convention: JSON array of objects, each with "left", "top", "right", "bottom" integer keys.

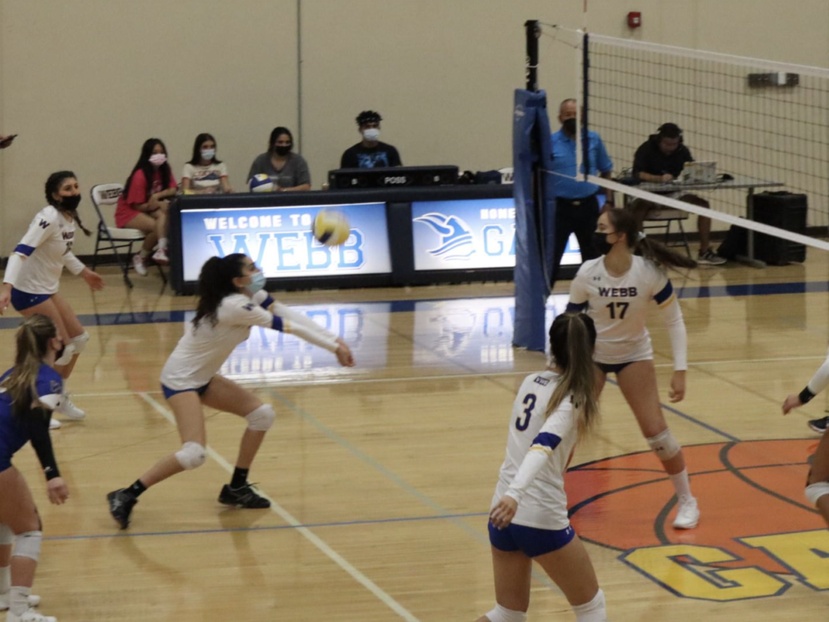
[
  {"left": 362, "top": 128, "right": 380, "bottom": 142},
  {"left": 201, "top": 149, "right": 215, "bottom": 161},
  {"left": 149, "top": 153, "right": 167, "bottom": 166}
]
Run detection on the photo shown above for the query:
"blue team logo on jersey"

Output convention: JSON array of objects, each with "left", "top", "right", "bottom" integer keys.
[
  {"left": 357, "top": 152, "right": 390, "bottom": 168},
  {"left": 413, "top": 213, "right": 475, "bottom": 261}
]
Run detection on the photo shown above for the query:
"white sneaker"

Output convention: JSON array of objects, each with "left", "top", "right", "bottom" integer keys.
[
  {"left": 48, "top": 418, "right": 61, "bottom": 430},
  {"left": 152, "top": 246, "right": 169, "bottom": 265},
  {"left": 0, "top": 592, "right": 41, "bottom": 611},
  {"left": 132, "top": 254, "right": 148, "bottom": 276},
  {"left": 673, "top": 495, "right": 700, "bottom": 529},
  {"left": 57, "top": 394, "right": 85, "bottom": 421},
  {"left": 7, "top": 608, "right": 55, "bottom": 622}
]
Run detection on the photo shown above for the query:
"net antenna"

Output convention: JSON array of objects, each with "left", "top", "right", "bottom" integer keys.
[{"left": 574, "top": 32, "right": 829, "bottom": 260}]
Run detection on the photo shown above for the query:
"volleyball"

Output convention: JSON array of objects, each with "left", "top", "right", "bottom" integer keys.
[
  {"left": 249, "top": 174, "right": 274, "bottom": 193},
  {"left": 312, "top": 209, "right": 351, "bottom": 246}
]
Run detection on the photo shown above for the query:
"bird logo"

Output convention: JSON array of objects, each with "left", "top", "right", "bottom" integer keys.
[{"left": 413, "top": 213, "right": 475, "bottom": 260}]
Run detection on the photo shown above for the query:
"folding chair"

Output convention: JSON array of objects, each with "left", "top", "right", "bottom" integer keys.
[
  {"left": 89, "top": 183, "right": 166, "bottom": 288},
  {"left": 642, "top": 207, "right": 692, "bottom": 258}
]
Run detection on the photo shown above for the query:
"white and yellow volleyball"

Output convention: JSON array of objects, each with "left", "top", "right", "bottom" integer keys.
[
  {"left": 312, "top": 209, "right": 351, "bottom": 246},
  {"left": 249, "top": 174, "right": 274, "bottom": 193}
]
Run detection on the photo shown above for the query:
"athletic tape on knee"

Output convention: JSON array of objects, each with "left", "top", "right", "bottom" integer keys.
[
  {"left": 0, "top": 523, "right": 12, "bottom": 546},
  {"left": 69, "top": 331, "right": 89, "bottom": 355},
  {"left": 175, "top": 442, "right": 206, "bottom": 470},
  {"left": 572, "top": 589, "right": 606, "bottom": 622},
  {"left": 245, "top": 404, "right": 276, "bottom": 432},
  {"left": 12, "top": 531, "right": 41, "bottom": 562},
  {"left": 805, "top": 482, "right": 829, "bottom": 507},
  {"left": 484, "top": 604, "right": 526, "bottom": 622},
  {"left": 647, "top": 429, "right": 681, "bottom": 462}
]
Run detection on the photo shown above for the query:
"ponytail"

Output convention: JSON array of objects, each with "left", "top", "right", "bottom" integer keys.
[
  {"left": 192, "top": 254, "right": 247, "bottom": 328},
  {"left": 545, "top": 313, "right": 599, "bottom": 438},
  {"left": 608, "top": 207, "right": 697, "bottom": 270},
  {"left": 0, "top": 315, "right": 57, "bottom": 416}
]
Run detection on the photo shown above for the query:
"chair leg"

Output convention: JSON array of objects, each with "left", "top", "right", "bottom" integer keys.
[
  {"left": 110, "top": 236, "right": 133, "bottom": 288},
  {"left": 678, "top": 219, "right": 691, "bottom": 258},
  {"left": 92, "top": 233, "right": 102, "bottom": 270}
]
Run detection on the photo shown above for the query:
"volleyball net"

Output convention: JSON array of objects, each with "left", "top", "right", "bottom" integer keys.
[{"left": 542, "top": 24, "right": 829, "bottom": 255}]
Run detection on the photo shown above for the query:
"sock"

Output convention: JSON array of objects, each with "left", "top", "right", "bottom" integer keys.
[
  {"left": 127, "top": 479, "right": 147, "bottom": 499},
  {"left": 231, "top": 468, "right": 249, "bottom": 490},
  {"left": 670, "top": 469, "right": 692, "bottom": 499},
  {"left": 0, "top": 565, "right": 9, "bottom": 593},
  {"left": 10, "top": 586, "right": 30, "bottom": 616},
  {"left": 158, "top": 237, "right": 168, "bottom": 249},
  {"left": 139, "top": 248, "right": 151, "bottom": 258}
]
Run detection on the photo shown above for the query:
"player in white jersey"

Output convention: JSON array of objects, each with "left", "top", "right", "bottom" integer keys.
[
  {"left": 566, "top": 207, "right": 700, "bottom": 529},
  {"left": 782, "top": 357, "right": 829, "bottom": 527},
  {"left": 0, "top": 316, "right": 71, "bottom": 622},
  {"left": 478, "top": 313, "right": 607, "bottom": 622},
  {"left": 0, "top": 172, "right": 104, "bottom": 430},
  {"left": 106, "top": 254, "right": 355, "bottom": 529}
]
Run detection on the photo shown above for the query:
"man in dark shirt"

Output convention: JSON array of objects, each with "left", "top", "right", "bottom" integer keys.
[
  {"left": 340, "top": 110, "right": 402, "bottom": 169},
  {"left": 631, "top": 123, "right": 725, "bottom": 265}
]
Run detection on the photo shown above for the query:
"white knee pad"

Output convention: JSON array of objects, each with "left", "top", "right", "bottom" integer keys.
[
  {"left": 245, "top": 404, "right": 275, "bottom": 432},
  {"left": 12, "top": 531, "right": 41, "bottom": 562},
  {"left": 647, "top": 429, "right": 681, "bottom": 462},
  {"left": 0, "top": 523, "right": 12, "bottom": 546},
  {"left": 572, "top": 588, "right": 606, "bottom": 622},
  {"left": 55, "top": 331, "right": 89, "bottom": 366},
  {"left": 69, "top": 331, "right": 90, "bottom": 355},
  {"left": 175, "top": 442, "right": 206, "bottom": 470},
  {"left": 805, "top": 482, "right": 829, "bottom": 506},
  {"left": 54, "top": 343, "right": 77, "bottom": 366},
  {"left": 484, "top": 604, "right": 527, "bottom": 622}
]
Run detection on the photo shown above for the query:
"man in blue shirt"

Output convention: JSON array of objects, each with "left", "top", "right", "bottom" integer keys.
[{"left": 550, "top": 99, "right": 614, "bottom": 285}]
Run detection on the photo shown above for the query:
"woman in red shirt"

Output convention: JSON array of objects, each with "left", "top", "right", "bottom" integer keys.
[{"left": 115, "top": 138, "right": 178, "bottom": 273}]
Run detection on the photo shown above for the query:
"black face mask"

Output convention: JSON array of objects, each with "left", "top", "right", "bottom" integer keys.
[
  {"left": 61, "top": 194, "right": 81, "bottom": 211},
  {"left": 593, "top": 231, "right": 613, "bottom": 256},
  {"left": 275, "top": 145, "right": 292, "bottom": 156},
  {"left": 562, "top": 118, "right": 577, "bottom": 134}
]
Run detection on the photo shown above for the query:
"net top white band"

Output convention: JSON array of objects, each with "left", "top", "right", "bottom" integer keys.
[
  {"left": 587, "top": 175, "right": 829, "bottom": 253},
  {"left": 588, "top": 34, "right": 829, "bottom": 80}
]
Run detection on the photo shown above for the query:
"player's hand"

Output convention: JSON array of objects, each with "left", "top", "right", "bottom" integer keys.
[
  {"left": 668, "top": 371, "right": 686, "bottom": 403},
  {"left": 0, "top": 286, "right": 11, "bottom": 315},
  {"left": 335, "top": 338, "right": 355, "bottom": 367},
  {"left": 782, "top": 394, "right": 803, "bottom": 415},
  {"left": 661, "top": 173, "right": 674, "bottom": 183},
  {"left": 489, "top": 496, "right": 518, "bottom": 530},
  {"left": 82, "top": 268, "right": 105, "bottom": 291},
  {"left": 47, "top": 477, "right": 69, "bottom": 505}
]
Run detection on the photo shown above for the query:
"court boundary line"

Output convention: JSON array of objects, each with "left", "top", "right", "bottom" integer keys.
[
  {"left": 137, "top": 392, "right": 421, "bottom": 622},
  {"left": 44, "top": 510, "right": 490, "bottom": 542},
  {"left": 69, "top": 353, "right": 829, "bottom": 397}
]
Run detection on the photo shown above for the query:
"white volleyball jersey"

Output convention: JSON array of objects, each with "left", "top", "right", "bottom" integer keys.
[
  {"left": 491, "top": 370, "right": 579, "bottom": 530},
  {"left": 567, "top": 256, "right": 675, "bottom": 364},
  {"left": 7, "top": 206, "right": 85, "bottom": 295},
  {"left": 160, "top": 290, "right": 339, "bottom": 391}
]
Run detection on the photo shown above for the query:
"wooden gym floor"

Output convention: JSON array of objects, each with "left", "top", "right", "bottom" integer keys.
[{"left": 0, "top": 250, "right": 828, "bottom": 621}]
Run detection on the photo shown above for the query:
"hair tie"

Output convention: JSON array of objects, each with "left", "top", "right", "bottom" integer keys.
[{"left": 637, "top": 231, "right": 647, "bottom": 242}]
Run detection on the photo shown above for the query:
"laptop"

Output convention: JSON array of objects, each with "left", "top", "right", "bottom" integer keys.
[{"left": 681, "top": 161, "right": 717, "bottom": 183}]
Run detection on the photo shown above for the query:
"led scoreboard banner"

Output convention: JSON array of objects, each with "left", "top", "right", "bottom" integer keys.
[{"left": 168, "top": 186, "right": 585, "bottom": 294}]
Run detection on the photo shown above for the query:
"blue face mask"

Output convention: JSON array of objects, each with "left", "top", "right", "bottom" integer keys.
[{"left": 246, "top": 271, "right": 266, "bottom": 295}]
